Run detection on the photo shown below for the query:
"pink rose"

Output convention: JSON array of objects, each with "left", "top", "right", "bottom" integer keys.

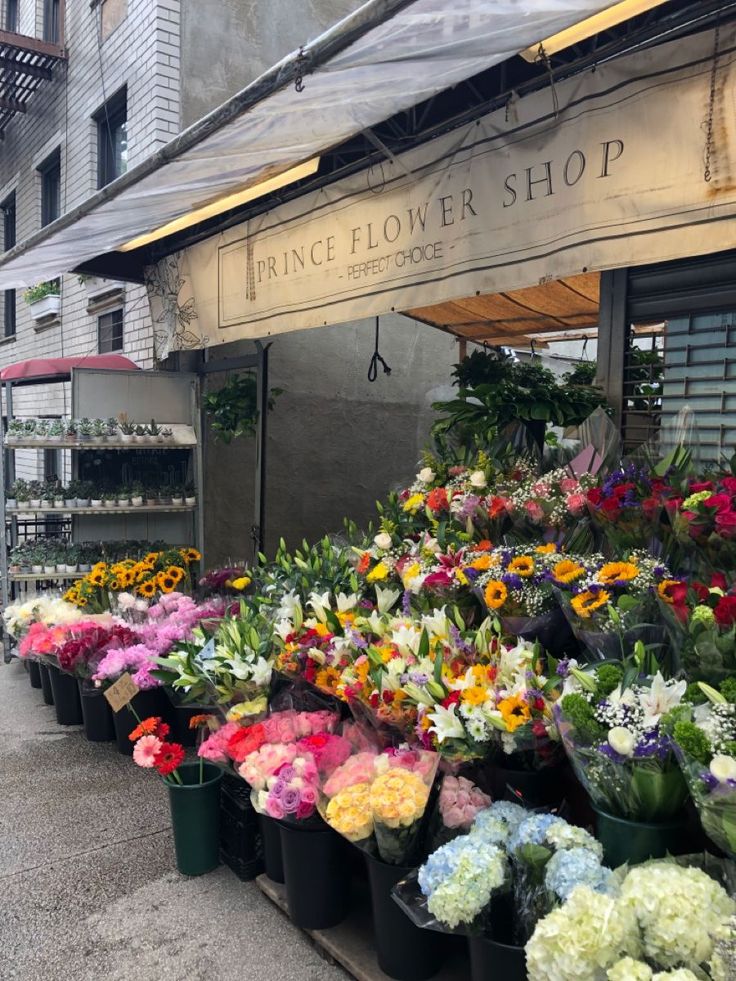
[
  {"left": 443, "top": 806, "right": 466, "bottom": 828},
  {"left": 559, "top": 478, "right": 578, "bottom": 493},
  {"left": 265, "top": 796, "right": 285, "bottom": 820},
  {"left": 525, "top": 501, "right": 545, "bottom": 522},
  {"left": 566, "top": 493, "right": 587, "bottom": 514}
]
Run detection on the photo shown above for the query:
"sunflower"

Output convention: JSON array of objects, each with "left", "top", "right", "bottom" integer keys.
[
  {"left": 138, "top": 579, "right": 157, "bottom": 598},
  {"left": 157, "top": 571, "right": 177, "bottom": 594},
  {"left": 88, "top": 571, "right": 106, "bottom": 587},
  {"left": 596, "top": 562, "right": 640, "bottom": 586},
  {"left": 144, "top": 552, "right": 160, "bottom": 565},
  {"left": 484, "top": 580, "right": 508, "bottom": 610},
  {"left": 109, "top": 578, "right": 121, "bottom": 591},
  {"left": 553, "top": 559, "right": 586, "bottom": 585},
  {"left": 470, "top": 554, "right": 493, "bottom": 571},
  {"left": 507, "top": 556, "right": 535, "bottom": 578},
  {"left": 536, "top": 543, "right": 557, "bottom": 554},
  {"left": 571, "top": 589, "right": 611, "bottom": 618},
  {"left": 180, "top": 547, "right": 201, "bottom": 564},
  {"left": 498, "top": 694, "right": 532, "bottom": 732},
  {"left": 461, "top": 685, "right": 488, "bottom": 707},
  {"left": 166, "top": 565, "right": 185, "bottom": 583},
  {"left": 658, "top": 579, "right": 685, "bottom": 604},
  {"left": 315, "top": 666, "right": 342, "bottom": 694}
]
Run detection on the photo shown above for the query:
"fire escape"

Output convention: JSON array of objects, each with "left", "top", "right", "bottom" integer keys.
[{"left": 0, "top": 1, "right": 66, "bottom": 138}]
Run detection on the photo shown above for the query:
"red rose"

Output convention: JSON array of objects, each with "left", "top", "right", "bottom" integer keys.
[
  {"left": 641, "top": 497, "right": 660, "bottom": 518},
  {"left": 587, "top": 487, "right": 603, "bottom": 506},
  {"left": 692, "top": 582, "right": 710, "bottom": 603},
  {"left": 601, "top": 498, "right": 621, "bottom": 517},
  {"left": 720, "top": 477, "right": 736, "bottom": 495},
  {"left": 531, "top": 720, "right": 547, "bottom": 738},
  {"left": 715, "top": 510, "right": 736, "bottom": 538},
  {"left": 704, "top": 494, "right": 733, "bottom": 514},
  {"left": 690, "top": 481, "right": 714, "bottom": 493},
  {"left": 711, "top": 572, "right": 729, "bottom": 591},
  {"left": 227, "top": 723, "right": 266, "bottom": 763},
  {"left": 714, "top": 595, "right": 736, "bottom": 626},
  {"left": 664, "top": 497, "right": 683, "bottom": 513}
]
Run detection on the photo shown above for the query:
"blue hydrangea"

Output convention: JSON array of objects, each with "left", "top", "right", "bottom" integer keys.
[
  {"left": 508, "top": 812, "right": 563, "bottom": 853},
  {"left": 544, "top": 847, "right": 613, "bottom": 901},
  {"left": 418, "top": 835, "right": 476, "bottom": 897},
  {"left": 471, "top": 800, "right": 527, "bottom": 844}
]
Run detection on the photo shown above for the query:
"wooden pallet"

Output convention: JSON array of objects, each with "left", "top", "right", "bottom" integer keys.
[{"left": 256, "top": 874, "right": 469, "bottom": 981}]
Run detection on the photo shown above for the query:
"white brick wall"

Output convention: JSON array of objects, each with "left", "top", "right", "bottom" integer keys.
[{"left": 0, "top": 0, "right": 181, "bottom": 447}]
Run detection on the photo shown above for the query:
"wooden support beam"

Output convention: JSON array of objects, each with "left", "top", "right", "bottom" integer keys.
[{"left": 0, "top": 30, "right": 66, "bottom": 60}]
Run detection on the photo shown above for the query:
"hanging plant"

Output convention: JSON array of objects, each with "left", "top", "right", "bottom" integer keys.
[{"left": 204, "top": 372, "right": 282, "bottom": 444}]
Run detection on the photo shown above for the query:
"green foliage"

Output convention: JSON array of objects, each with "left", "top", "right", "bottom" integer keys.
[
  {"left": 685, "top": 682, "right": 708, "bottom": 705},
  {"left": 204, "top": 372, "right": 282, "bottom": 443},
  {"left": 720, "top": 677, "right": 736, "bottom": 704},
  {"left": 562, "top": 361, "right": 597, "bottom": 386},
  {"left": 673, "top": 720, "right": 711, "bottom": 765},
  {"left": 23, "top": 280, "right": 60, "bottom": 304},
  {"left": 432, "top": 348, "right": 607, "bottom": 448},
  {"left": 560, "top": 693, "right": 606, "bottom": 742},
  {"left": 594, "top": 663, "right": 624, "bottom": 700}
]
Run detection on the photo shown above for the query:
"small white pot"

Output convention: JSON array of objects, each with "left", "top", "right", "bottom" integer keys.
[
  {"left": 91, "top": 499, "right": 103, "bottom": 508},
  {"left": 31, "top": 564, "right": 43, "bottom": 574},
  {"left": 185, "top": 496, "right": 196, "bottom": 506},
  {"left": 131, "top": 496, "right": 143, "bottom": 507},
  {"left": 80, "top": 563, "right": 91, "bottom": 572},
  {"left": 171, "top": 496, "right": 184, "bottom": 506},
  {"left": 41, "top": 500, "right": 54, "bottom": 510},
  {"left": 64, "top": 499, "right": 76, "bottom": 509},
  {"left": 64, "top": 564, "right": 78, "bottom": 573},
  {"left": 43, "top": 564, "right": 56, "bottom": 574},
  {"left": 28, "top": 294, "right": 61, "bottom": 321},
  {"left": 117, "top": 498, "right": 130, "bottom": 507},
  {"left": 30, "top": 499, "right": 41, "bottom": 509},
  {"left": 104, "top": 500, "right": 116, "bottom": 509},
  {"left": 76, "top": 498, "right": 90, "bottom": 508},
  {"left": 6, "top": 498, "right": 16, "bottom": 509},
  {"left": 54, "top": 500, "right": 64, "bottom": 509},
  {"left": 17, "top": 501, "right": 30, "bottom": 510}
]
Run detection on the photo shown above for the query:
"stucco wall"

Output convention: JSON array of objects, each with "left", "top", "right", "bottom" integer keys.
[{"left": 203, "top": 314, "right": 456, "bottom": 564}]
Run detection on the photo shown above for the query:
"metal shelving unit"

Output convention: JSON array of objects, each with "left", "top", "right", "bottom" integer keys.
[{"left": 1, "top": 366, "right": 204, "bottom": 661}]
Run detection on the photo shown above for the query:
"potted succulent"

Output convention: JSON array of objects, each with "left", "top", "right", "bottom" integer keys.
[
  {"left": 6, "top": 419, "right": 24, "bottom": 442},
  {"left": 106, "top": 417, "right": 118, "bottom": 438},
  {"left": 53, "top": 488, "right": 65, "bottom": 509},
  {"left": 134, "top": 423, "right": 147, "bottom": 442},
  {"left": 148, "top": 419, "right": 164, "bottom": 442},
  {"left": 77, "top": 418, "right": 94, "bottom": 442},
  {"left": 6, "top": 480, "right": 20, "bottom": 510},
  {"left": 92, "top": 418, "right": 108, "bottom": 441},
  {"left": 118, "top": 414, "right": 135, "bottom": 442},
  {"left": 41, "top": 480, "right": 55, "bottom": 509},
  {"left": 79, "top": 546, "right": 92, "bottom": 573},
  {"left": 103, "top": 491, "right": 117, "bottom": 509},
  {"left": 43, "top": 546, "right": 57, "bottom": 574},
  {"left": 35, "top": 420, "right": 50, "bottom": 441},
  {"left": 64, "top": 483, "right": 76, "bottom": 509},
  {"left": 9, "top": 546, "right": 23, "bottom": 574},
  {"left": 170, "top": 484, "right": 184, "bottom": 507},
  {"left": 56, "top": 547, "right": 67, "bottom": 573},
  {"left": 64, "top": 545, "right": 79, "bottom": 574},
  {"left": 47, "top": 419, "right": 64, "bottom": 441},
  {"left": 130, "top": 482, "right": 144, "bottom": 507},
  {"left": 90, "top": 492, "right": 103, "bottom": 508},
  {"left": 117, "top": 486, "right": 131, "bottom": 507},
  {"left": 22, "top": 420, "right": 37, "bottom": 441},
  {"left": 184, "top": 482, "right": 196, "bottom": 507},
  {"left": 14, "top": 480, "right": 29, "bottom": 510},
  {"left": 24, "top": 281, "right": 61, "bottom": 321},
  {"left": 145, "top": 487, "right": 160, "bottom": 507},
  {"left": 30, "top": 546, "right": 44, "bottom": 575},
  {"left": 65, "top": 419, "right": 77, "bottom": 442},
  {"left": 29, "top": 482, "right": 42, "bottom": 509}
]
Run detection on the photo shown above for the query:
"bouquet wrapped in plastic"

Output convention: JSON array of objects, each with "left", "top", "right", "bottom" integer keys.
[
  {"left": 669, "top": 678, "right": 736, "bottom": 858},
  {"left": 555, "top": 659, "right": 690, "bottom": 821},
  {"left": 474, "top": 544, "right": 575, "bottom": 654},
  {"left": 657, "top": 574, "right": 736, "bottom": 683},
  {"left": 321, "top": 743, "right": 439, "bottom": 864},
  {"left": 426, "top": 773, "right": 491, "bottom": 850},
  {"left": 585, "top": 462, "right": 675, "bottom": 555},
  {"left": 553, "top": 551, "right": 670, "bottom": 664}
]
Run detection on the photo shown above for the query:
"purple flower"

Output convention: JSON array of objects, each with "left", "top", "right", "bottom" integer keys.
[
  {"left": 557, "top": 659, "right": 572, "bottom": 679},
  {"left": 281, "top": 788, "right": 302, "bottom": 812},
  {"left": 597, "top": 743, "right": 628, "bottom": 764},
  {"left": 456, "top": 494, "right": 481, "bottom": 521},
  {"left": 502, "top": 573, "right": 524, "bottom": 589},
  {"left": 271, "top": 778, "right": 287, "bottom": 797},
  {"left": 402, "top": 590, "right": 412, "bottom": 616},
  {"left": 408, "top": 671, "right": 429, "bottom": 686}
]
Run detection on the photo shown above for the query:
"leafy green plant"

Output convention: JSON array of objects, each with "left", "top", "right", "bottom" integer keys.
[
  {"left": 23, "top": 281, "right": 60, "bottom": 304},
  {"left": 204, "top": 372, "right": 282, "bottom": 444},
  {"left": 432, "top": 348, "right": 607, "bottom": 448}
]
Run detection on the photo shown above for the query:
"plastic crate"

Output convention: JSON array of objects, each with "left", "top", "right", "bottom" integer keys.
[{"left": 220, "top": 772, "right": 263, "bottom": 881}]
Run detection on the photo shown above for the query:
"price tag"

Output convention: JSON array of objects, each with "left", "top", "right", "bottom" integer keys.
[
  {"left": 104, "top": 672, "right": 140, "bottom": 713},
  {"left": 194, "top": 638, "right": 217, "bottom": 666}
]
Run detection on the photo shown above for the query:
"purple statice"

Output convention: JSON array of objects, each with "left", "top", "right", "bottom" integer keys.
[
  {"left": 633, "top": 731, "right": 672, "bottom": 762},
  {"left": 501, "top": 573, "right": 524, "bottom": 590},
  {"left": 402, "top": 589, "right": 412, "bottom": 616},
  {"left": 408, "top": 671, "right": 430, "bottom": 686},
  {"left": 463, "top": 567, "right": 481, "bottom": 582},
  {"left": 597, "top": 742, "right": 629, "bottom": 764},
  {"left": 346, "top": 628, "right": 367, "bottom": 650},
  {"left": 456, "top": 494, "right": 481, "bottom": 521}
]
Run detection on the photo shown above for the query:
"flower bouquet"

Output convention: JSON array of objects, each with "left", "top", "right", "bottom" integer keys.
[
  {"left": 320, "top": 744, "right": 439, "bottom": 864},
  {"left": 586, "top": 463, "right": 673, "bottom": 555},
  {"left": 671, "top": 475, "right": 736, "bottom": 577},
  {"left": 426, "top": 773, "right": 491, "bottom": 850},
  {"left": 555, "top": 659, "right": 690, "bottom": 824},
  {"left": 670, "top": 679, "right": 736, "bottom": 857},
  {"left": 554, "top": 552, "right": 671, "bottom": 662},
  {"left": 63, "top": 547, "right": 200, "bottom": 610},
  {"left": 502, "top": 467, "right": 593, "bottom": 542},
  {"left": 526, "top": 856, "right": 736, "bottom": 981},
  {"left": 657, "top": 575, "right": 736, "bottom": 683},
  {"left": 475, "top": 544, "right": 574, "bottom": 652}
]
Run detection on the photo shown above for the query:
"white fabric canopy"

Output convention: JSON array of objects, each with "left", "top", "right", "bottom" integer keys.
[{"left": 0, "top": 0, "right": 621, "bottom": 288}]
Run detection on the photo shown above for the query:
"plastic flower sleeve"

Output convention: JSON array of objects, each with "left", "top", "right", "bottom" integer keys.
[
  {"left": 499, "top": 609, "right": 573, "bottom": 657},
  {"left": 675, "top": 747, "right": 736, "bottom": 859}
]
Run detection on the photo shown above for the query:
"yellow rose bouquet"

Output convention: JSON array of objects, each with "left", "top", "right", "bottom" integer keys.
[{"left": 321, "top": 743, "right": 439, "bottom": 865}]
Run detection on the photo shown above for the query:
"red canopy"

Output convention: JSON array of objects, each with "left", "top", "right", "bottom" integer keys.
[{"left": 0, "top": 354, "right": 139, "bottom": 384}]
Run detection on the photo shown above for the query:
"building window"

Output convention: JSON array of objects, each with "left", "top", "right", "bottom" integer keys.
[
  {"left": 43, "top": 0, "right": 60, "bottom": 43},
  {"left": 98, "top": 308, "right": 123, "bottom": 352},
  {"left": 38, "top": 148, "right": 61, "bottom": 227},
  {"left": 5, "top": 0, "right": 18, "bottom": 31},
  {"left": 95, "top": 88, "right": 127, "bottom": 189},
  {"left": 2, "top": 192, "right": 15, "bottom": 338},
  {"left": 43, "top": 446, "right": 61, "bottom": 481}
]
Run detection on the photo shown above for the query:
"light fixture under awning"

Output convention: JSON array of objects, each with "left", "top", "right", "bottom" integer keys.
[{"left": 0, "top": 0, "right": 625, "bottom": 290}]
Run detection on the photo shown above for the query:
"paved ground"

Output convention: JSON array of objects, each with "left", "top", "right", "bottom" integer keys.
[{"left": 0, "top": 660, "right": 345, "bottom": 981}]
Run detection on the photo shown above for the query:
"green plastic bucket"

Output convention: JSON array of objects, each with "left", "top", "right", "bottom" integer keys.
[
  {"left": 167, "top": 761, "right": 223, "bottom": 876},
  {"left": 593, "top": 805, "right": 691, "bottom": 867}
]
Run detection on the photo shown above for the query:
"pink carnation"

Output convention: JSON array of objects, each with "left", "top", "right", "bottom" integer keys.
[{"left": 525, "top": 500, "right": 545, "bottom": 522}]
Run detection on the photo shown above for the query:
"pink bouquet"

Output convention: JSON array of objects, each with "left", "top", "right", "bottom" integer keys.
[
  {"left": 261, "top": 709, "right": 337, "bottom": 743},
  {"left": 261, "top": 755, "right": 320, "bottom": 820},
  {"left": 239, "top": 743, "right": 298, "bottom": 789},
  {"left": 428, "top": 773, "right": 492, "bottom": 849}
]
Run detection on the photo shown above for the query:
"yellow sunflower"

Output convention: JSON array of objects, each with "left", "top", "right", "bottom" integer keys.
[
  {"left": 180, "top": 547, "right": 201, "bottom": 564},
  {"left": 657, "top": 579, "right": 684, "bottom": 604},
  {"left": 498, "top": 694, "right": 532, "bottom": 732},
  {"left": 137, "top": 579, "right": 157, "bottom": 598},
  {"left": 596, "top": 562, "right": 640, "bottom": 586},
  {"left": 166, "top": 565, "right": 185, "bottom": 583},
  {"left": 484, "top": 580, "right": 508, "bottom": 610},
  {"left": 507, "top": 556, "right": 535, "bottom": 578},
  {"left": 157, "top": 571, "right": 177, "bottom": 594},
  {"left": 536, "top": 543, "right": 557, "bottom": 554},
  {"left": 553, "top": 559, "right": 586, "bottom": 585},
  {"left": 571, "top": 589, "right": 611, "bottom": 618}
]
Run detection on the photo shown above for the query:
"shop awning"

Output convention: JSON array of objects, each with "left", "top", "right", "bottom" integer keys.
[
  {"left": 0, "top": 0, "right": 623, "bottom": 289},
  {"left": 0, "top": 354, "right": 139, "bottom": 385}
]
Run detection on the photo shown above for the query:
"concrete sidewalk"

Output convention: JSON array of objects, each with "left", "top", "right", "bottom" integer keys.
[{"left": 0, "top": 661, "right": 345, "bottom": 981}]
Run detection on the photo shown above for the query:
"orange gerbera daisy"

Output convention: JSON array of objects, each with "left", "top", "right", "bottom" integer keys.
[{"left": 128, "top": 717, "right": 161, "bottom": 741}]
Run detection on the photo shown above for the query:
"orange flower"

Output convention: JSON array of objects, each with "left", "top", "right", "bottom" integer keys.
[
  {"left": 129, "top": 717, "right": 161, "bottom": 742},
  {"left": 476, "top": 540, "right": 492, "bottom": 552},
  {"left": 357, "top": 552, "right": 371, "bottom": 575},
  {"left": 498, "top": 694, "right": 531, "bottom": 732},
  {"left": 507, "top": 556, "right": 535, "bottom": 578},
  {"left": 470, "top": 555, "right": 492, "bottom": 571},
  {"left": 571, "top": 589, "right": 610, "bottom": 618},
  {"left": 536, "top": 543, "right": 557, "bottom": 554},
  {"left": 553, "top": 559, "right": 586, "bottom": 585},
  {"left": 188, "top": 713, "right": 213, "bottom": 729},
  {"left": 488, "top": 497, "right": 507, "bottom": 519},
  {"left": 484, "top": 580, "right": 507, "bottom": 610}
]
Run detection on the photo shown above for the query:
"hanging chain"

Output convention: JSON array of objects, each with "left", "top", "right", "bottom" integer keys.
[
  {"left": 535, "top": 44, "right": 559, "bottom": 119},
  {"left": 704, "top": 21, "right": 721, "bottom": 183}
]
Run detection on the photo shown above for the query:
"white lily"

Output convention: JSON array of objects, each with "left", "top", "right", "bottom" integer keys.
[
  {"left": 421, "top": 607, "right": 449, "bottom": 640},
  {"left": 336, "top": 591, "right": 359, "bottom": 613},
  {"left": 639, "top": 672, "right": 687, "bottom": 727},
  {"left": 375, "top": 585, "right": 401, "bottom": 614},
  {"left": 275, "top": 589, "right": 300, "bottom": 621},
  {"left": 427, "top": 703, "right": 465, "bottom": 742},
  {"left": 391, "top": 623, "right": 422, "bottom": 655},
  {"left": 274, "top": 618, "right": 294, "bottom": 642},
  {"left": 307, "top": 590, "right": 331, "bottom": 623}
]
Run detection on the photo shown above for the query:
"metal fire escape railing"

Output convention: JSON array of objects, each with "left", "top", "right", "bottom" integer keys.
[{"left": 0, "top": 1, "right": 66, "bottom": 139}]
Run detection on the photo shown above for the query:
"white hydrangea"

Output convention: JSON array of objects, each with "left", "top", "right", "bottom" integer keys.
[
  {"left": 652, "top": 971, "right": 701, "bottom": 980},
  {"left": 527, "top": 886, "right": 639, "bottom": 981},
  {"left": 607, "top": 958, "right": 652, "bottom": 981},
  {"left": 545, "top": 821, "right": 603, "bottom": 860},
  {"left": 425, "top": 843, "right": 508, "bottom": 928},
  {"left": 710, "top": 914, "right": 736, "bottom": 981},
  {"left": 619, "top": 864, "right": 735, "bottom": 970}
]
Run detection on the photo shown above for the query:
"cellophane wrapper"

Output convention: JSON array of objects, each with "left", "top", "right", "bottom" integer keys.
[
  {"left": 676, "top": 747, "right": 736, "bottom": 859},
  {"left": 555, "top": 704, "right": 688, "bottom": 821},
  {"left": 320, "top": 740, "right": 440, "bottom": 865}
]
